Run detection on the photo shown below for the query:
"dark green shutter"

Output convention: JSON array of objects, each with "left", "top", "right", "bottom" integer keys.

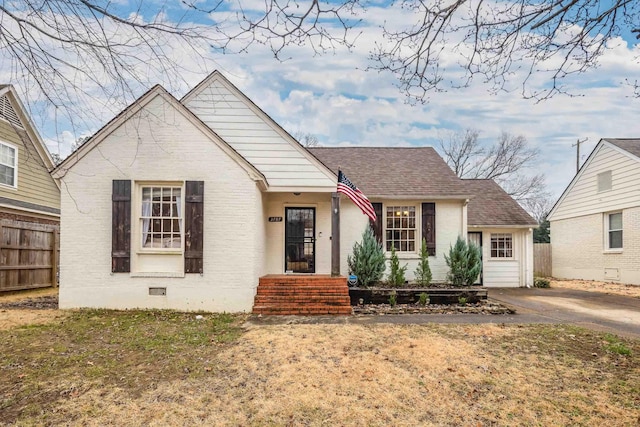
[
  {"left": 184, "top": 181, "right": 204, "bottom": 273},
  {"left": 112, "top": 180, "right": 131, "bottom": 272},
  {"left": 422, "top": 202, "right": 436, "bottom": 256},
  {"left": 370, "top": 202, "right": 383, "bottom": 243}
]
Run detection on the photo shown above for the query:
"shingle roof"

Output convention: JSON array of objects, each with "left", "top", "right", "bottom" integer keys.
[
  {"left": 604, "top": 138, "right": 640, "bottom": 159},
  {"left": 309, "top": 147, "right": 470, "bottom": 198},
  {"left": 465, "top": 180, "right": 537, "bottom": 227}
]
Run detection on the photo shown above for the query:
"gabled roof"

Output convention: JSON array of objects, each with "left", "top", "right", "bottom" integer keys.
[
  {"left": 52, "top": 85, "right": 267, "bottom": 188},
  {"left": 309, "top": 147, "right": 471, "bottom": 198},
  {"left": 182, "top": 71, "right": 338, "bottom": 190},
  {"left": 604, "top": 138, "right": 640, "bottom": 159},
  {"left": 465, "top": 180, "right": 537, "bottom": 227},
  {"left": 547, "top": 138, "right": 640, "bottom": 220},
  {"left": 310, "top": 147, "right": 535, "bottom": 226},
  {"left": 0, "top": 85, "right": 58, "bottom": 177}
]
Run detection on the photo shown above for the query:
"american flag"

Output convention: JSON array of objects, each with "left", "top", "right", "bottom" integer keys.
[{"left": 337, "top": 170, "right": 377, "bottom": 222}]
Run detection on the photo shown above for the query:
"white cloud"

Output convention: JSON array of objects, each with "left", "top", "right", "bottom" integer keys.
[{"left": 4, "top": 0, "right": 640, "bottom": 204}]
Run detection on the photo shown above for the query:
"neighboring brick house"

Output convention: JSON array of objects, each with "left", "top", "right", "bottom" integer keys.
[
  {"left": 53, "top": 71, "right": 535, "bottom": 312},
  {"left": 548, "top": 139, "right": 640, "bottom": 285}
]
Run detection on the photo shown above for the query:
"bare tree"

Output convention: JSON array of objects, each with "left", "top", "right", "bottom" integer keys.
[
  {"left": 208, "top": 0, "right": 640, "bottom": 101},
  {"left": 1, "top": 0, "right": 214, "bottom": 133},
  {"left": 294, "top": 132, "right": 321, "bottom": 148},
  {"left": 438, "top": 129, "right": 481, "bottom": 177},
  {"left": 370, "top": 0, "right": 640, "bottom": 101},
  {"left": 2, "top": 0, "right": 639, "bottom": 136},
  {"left": 439, "top": 129, "right": 548, "bottom": 204},
  {"left": 520, "top": 196, "right": 554, "bottom": 224}
]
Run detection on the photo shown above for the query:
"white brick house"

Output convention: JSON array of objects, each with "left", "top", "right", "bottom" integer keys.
[
  {"left": 548, "top": 139, "right": 640, "bottom": 285},
  {"left": 53, "top": 71, "right": 536, "bottom": 312}
]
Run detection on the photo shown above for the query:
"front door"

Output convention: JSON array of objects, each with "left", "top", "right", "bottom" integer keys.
[
  {"left": 468, "top": 232, "right": 483, "bottom": 285},
  {"left": 285, "top": 207, "right": 316, "bottom": 273}
]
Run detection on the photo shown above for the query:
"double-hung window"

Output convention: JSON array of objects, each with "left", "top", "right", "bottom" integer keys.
[
  {"left": 386, "top": 206, "right": 416, "bottom": 252},
  {"left": 0, "top": 141, "right": 17, "bottom": 187},
  {"left": 490, "top": 233, "right": 513, "bottom": 258},
  {"left": 606, "top": 212, "right": 622, "bottom": 250},
  {"left": 140, "top": 186, "right": 182, "bottom": 250}
]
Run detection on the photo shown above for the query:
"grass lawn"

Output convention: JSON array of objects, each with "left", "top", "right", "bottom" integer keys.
[{"left": 1, "top": 309, "right": 639, "bottom": 426}]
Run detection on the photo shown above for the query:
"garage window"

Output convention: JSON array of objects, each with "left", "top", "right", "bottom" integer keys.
[{"left": 490, "top": 233, "right": 513, "bottom": 258}]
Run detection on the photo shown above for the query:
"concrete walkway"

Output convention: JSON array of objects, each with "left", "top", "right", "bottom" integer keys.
[{"left": 247, "top": 287, "right": 640, "bottom": 339}]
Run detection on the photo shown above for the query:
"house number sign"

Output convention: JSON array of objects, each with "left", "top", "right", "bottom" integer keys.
[{"left": 268, "top": 217, "right": 283, "bottom": 222}]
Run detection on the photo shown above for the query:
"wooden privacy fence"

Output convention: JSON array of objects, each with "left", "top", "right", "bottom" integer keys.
[
  {"left": 0, "top": 219, "right": 59, "bottom": 292},
  {"left": 534, "top": 243, "right": 552, "bottom": 277}
]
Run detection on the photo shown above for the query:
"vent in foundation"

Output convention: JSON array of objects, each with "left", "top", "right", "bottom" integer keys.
[
  {"left": 149, "top": 287, "right": 166, "bottom": 296},
  {"left": 604, "top": 268, "right": 619, "bottom": 281}
]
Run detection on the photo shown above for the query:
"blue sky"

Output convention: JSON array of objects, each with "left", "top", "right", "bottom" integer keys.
[{"left": 3, "top": 0, "right": 640, "bottom": 204}]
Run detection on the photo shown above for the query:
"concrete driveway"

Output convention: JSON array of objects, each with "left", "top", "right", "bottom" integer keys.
[{"left": 489, "top": 287, "right": 640, "bottom": 339}]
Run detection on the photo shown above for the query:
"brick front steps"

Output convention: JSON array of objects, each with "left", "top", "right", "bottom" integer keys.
[{"left": 253, "top": 275, "right": 352, "bottom": 315}]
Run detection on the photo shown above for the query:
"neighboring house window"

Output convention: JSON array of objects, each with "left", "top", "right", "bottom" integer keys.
[
  {"left": 606, "top": 212, "right": 623, "bottom": 250},
  {"left": 597, "top": 170, "right": 612, "bottom": 192},
  {"left": 386, "top": 206, "right": 416, "bottom": 252},
  {"left": 0, "top": 141, "right": 17, "bottom": 187},
  {"left": 140, "top": 186, "right": 182, "bottom": 249},
  {"left": 490, "top": 233, "right": 513, "bottom": 258}
]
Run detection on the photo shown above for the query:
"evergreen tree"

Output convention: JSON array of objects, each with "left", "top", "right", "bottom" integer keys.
[
  {"left": 534, "top": 218, "right": 550, "bottom": 243},
  {"left": 347, "top": 227, "right": 386, "bottom": 287},
  {"left": 445, "top": 236, "right": 482, "bottom": 287},
  {"left": 414, "top": 238, "right": 432, "bottom": 287},
  {"left": 387, "top": 246, "right": 408, "bottom": 287}
]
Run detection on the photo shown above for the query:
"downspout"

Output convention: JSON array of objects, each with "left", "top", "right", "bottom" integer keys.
[{"left": 525, "top": 228, "right": 532, "bottom": 288}]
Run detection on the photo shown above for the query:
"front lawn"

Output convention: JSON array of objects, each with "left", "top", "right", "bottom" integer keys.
[{"left": 1, "top": 310, "right": 638, "bottom": 425}]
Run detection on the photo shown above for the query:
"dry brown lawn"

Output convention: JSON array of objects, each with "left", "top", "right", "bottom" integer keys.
[
  {"left": 551, "top": 279, "right": 640, "bottom": 298},
  {"left": 1, "top": 285, "right": 639, "bottom": 425},
  {"left": 1, "top": 305, "right": 639, "bottom": 426},
  {"left": 0, "top": 288, "right": 64, "bottom": 330}
]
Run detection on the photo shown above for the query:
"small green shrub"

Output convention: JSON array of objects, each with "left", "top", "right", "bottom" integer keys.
[
  {"left": 445, "top": 236, "right": 482, "bottom": 287},
  {"left": 387, "top": 246, "right": 408, "bottom": 287},
  {"left": 414, "top": 238, "right": 432, "bottom": 287},
  {"left": 534, "top": 277, "right": 550, "bottom": 288},
  {"left": 347, "top": 227, "right": 386, "bottom": 287},
  {"left": 418, "top": 292, "right": 430, "bottom": 306},
  {"left": 458, "top": 296, "right": 468, "bottom": 305},
  {"left": 389, "top": 291, "right": 397, "bottom": 307}
]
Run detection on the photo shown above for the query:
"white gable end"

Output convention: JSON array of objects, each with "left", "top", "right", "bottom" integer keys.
[
  {"left": 549, "top": 142, "right": 640, "bottom": 221},
  {"left": 183, "top": 75, "right": 337, "bottom": 191}
]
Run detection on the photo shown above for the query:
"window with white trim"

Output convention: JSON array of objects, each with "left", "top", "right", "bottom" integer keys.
[
  {"left": 490, "top": 233, "right": 513, "bottom": 258},
  {"left": 606, "top": 212, "right": 622, "bottom": 250},
  {"left": 0, "top": 141, "right": 17, "bottom": 187},
  {"left": 140, "top": 186, "right": 182, "bottom": 250},
  {"left": 385, "top": 205, "right": 416, "bottom": 252}
]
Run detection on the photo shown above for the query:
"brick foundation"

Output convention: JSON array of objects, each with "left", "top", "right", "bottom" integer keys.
[{"left": 253, "top": 275, "right": 352, "bottom": 315}]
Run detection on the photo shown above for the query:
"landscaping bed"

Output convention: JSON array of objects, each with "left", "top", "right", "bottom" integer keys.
[
  {"left": 352, "top": 300, "right": 514, "bottom": 315},
  {"left": 349, "top": 287, "right": 487, "bottom": 305},
  {"left": 348, "top": 287, "right": 513, "bottom": 315}
]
